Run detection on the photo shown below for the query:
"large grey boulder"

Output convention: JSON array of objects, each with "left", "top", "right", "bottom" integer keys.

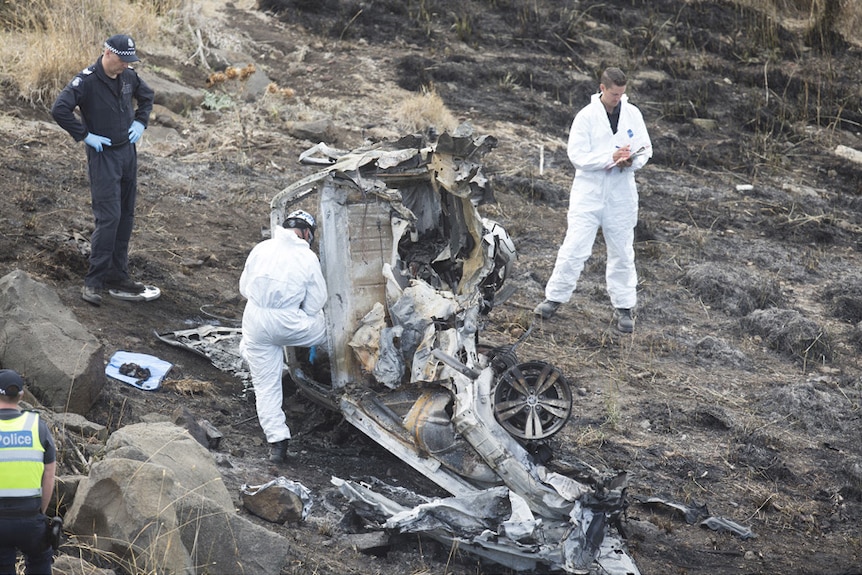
[
  {"left": 146, "top": 73, "right": 205, "bottom": 115},
  {"left": 104, "top": 421, "right": 233, "bottom": 509},
  {"left": 66, "top": 422, "right": 291, "bottom": 575},
  {"left": 0, "top": 270, "right": 104, "bottom": 413},
  {"left": 68, "top": 456, "right": 195, "bottom": 574},
  {"left": 175, "top": 491, "right": 295, "bottom": 575}
]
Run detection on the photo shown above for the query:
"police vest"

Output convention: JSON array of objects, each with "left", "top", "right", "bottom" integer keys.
[{"left": 0, "top": 412, "right": 45, "bottom": 498}]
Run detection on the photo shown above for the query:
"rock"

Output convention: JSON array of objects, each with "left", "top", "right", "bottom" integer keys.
[
  {"left": 170, "top": 408, "right": 224, "bottom": 450},
  {"left": 241, "top": 477, "right": 312, "bottom": 524},
  {"left": 176, "top": 492, "right": 293, "bottom": 575},
  {"left": 339, "top": 532, "right": 391, "bottom": 555},
  {"left": 172, "top": 406, "right": 210, "bottom": 448},
  {"left": 835, "top": 144, "right": 862, "bottom": 164},
  {"left": 199, "top": 419, "right": 224, "bottom": 449},
  {"left": 105, "top": 422, "right": 233, "bottom": 508},
  {"left": 66, "top": 422, "right": 292, "bottom": 575},
  {"left": 52, "top": 474, "right": 86, "bottom": 515},
  {"left": 286, "top": 119, "right": 337, "bottom": 143},
  {"left": 242, "top": 485, "right": 305, "bottom": 524},
  {"left": 146, "top": 73, "right": 205, "bottom": 115},
  {"left": 691, "top": 118, "right": 719, "bottom": 131},
  {"left": 241, "top": 67, "right": 274, "bottom": 102},
  {"left": 66, "top": 457, "right": 193, "bottom": 573},
  {"left": 150, "top": 103, "right": 185, "bottom": 129},
  {"left": 0, "top": 270, "right": 104, "bottom": 414},
  {"left": 52, "top": 412, "right": 109, "bottom": 441},
  {"left": 53, "top": 554, "right": 116, "bottom": 575}
]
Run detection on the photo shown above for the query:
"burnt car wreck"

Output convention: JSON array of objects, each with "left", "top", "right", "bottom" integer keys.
[{"left": 160, "top": 125, "right": 640, "bottom": 574}]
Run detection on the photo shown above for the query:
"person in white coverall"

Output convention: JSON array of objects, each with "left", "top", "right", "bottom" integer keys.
[
  {"left": 534, "top": 67, "right": 652, "bottom": 333},
  {"left": 239, "top": 210, "right": 327, "bottom": 463}
]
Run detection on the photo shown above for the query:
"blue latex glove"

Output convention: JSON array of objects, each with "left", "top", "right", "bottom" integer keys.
[
  {"left": 83, "top": 133, "right": 111, "bottom": 152},
  {"left": 128, "top": 120, "right": 145, "bottom": 144},
  {"left": 308, "top": 346, "right": 317, "bottom": 365}
]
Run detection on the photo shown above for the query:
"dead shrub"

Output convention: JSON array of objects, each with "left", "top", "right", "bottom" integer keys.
[
  {"left": 393, "top": 89, "right": 458, "bottom": 135},
  {"left": 682, "top": 263, "right": 783, "bottom": 317},
  {"left": 694, "top": 335, "right": 753, "bottom": 371},
  {"left": 760, "top": 380, "right": 850, "bottom": 434},
  {"left": 740, "top": 308, "right": 831, "bottom": 367},
  {"left": 822, "top": 281, "right": 862, "bottom": 324}
]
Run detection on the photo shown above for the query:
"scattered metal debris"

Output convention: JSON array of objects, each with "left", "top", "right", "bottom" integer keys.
[
  {"left": 699, "top": 516, "right": 757, "bottom": 540},
  {"left": 632, "top": 495, "right": 709, "bottom": 525},
  {"left": 155, "top": 325, "right": 250, "bottom": 390},
  {"left": 633, "top": 495, "right": 756, "bottom": 540},
  {"left": 333, "top": 476, "right": 640, "bottom": 574}
]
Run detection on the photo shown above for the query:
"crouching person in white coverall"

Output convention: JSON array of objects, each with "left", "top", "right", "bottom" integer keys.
[
  {"left": 534, "top": 67, "right": 652, "bottom": 333},
  {"left": 239, "top": 210, "right": 327, "bottom": 463}
]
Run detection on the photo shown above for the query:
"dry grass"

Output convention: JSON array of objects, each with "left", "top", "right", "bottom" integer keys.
[
  {"left": 734, "top": 0, "right": 862, "bottom": 46},
  {"left": 0, "top": 0, "right": 186, "bottom": 103},
  {"left": 836, "top": 0, "right": 862, "bottom": 46},
  {"left": 393, "top": 88, "right": 459, "bottom": 135},
  {"left": 162, "top": 377, "right": 214, "bottom": 396}
]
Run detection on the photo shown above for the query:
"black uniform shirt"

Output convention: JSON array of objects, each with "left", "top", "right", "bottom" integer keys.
[{"left": 51, "top": 55, "right": 154, "bottom": 146}]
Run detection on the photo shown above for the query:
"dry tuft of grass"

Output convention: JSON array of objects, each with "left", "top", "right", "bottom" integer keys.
[
  {"left": 393, "top": 88, "right": 459, "bottom": 135},
  {"left": 0, "top": 0, "right": 186, "bottom": 103},
  {"left": 162, "top": 378, "right": 214, "bottom": 396}
]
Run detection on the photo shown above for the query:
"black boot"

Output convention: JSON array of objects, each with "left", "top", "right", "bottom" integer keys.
[
  {"left": 615, "top": 308, "right": 634, "bottom": 333},
  {"left": 269, "top": 439, "right": 289, "bottom": 463}
]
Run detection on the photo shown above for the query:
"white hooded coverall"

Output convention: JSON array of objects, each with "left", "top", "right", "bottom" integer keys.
[
  {"left": 239, "top": 225, "right": 327, "bottom": 443},
  {"left": 544, "top": 92, "right": 652, "bottom": 310}
]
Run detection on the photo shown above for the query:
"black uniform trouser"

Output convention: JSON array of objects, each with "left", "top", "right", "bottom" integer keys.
[
  {"left": 85, "top": 143, "right": 138, "bottom": 289},
  {"left": 0, "top": 514, "right": 52, "bottom": 574}
]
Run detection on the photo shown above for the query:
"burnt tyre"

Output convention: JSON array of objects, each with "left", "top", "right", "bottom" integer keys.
[{"left": 492, "top": 361, "right": 573, "bottom": 440}]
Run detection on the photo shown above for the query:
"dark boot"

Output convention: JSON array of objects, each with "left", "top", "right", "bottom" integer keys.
[
  {"left": 269, "top": 439, "right": 289, "bottom": 463},
  {"left": 106, "top": 277, "right": 146, "bottom": 294},
  {"left": 615, "top": 308, "right": 634, "bottom": 333},
  {"left": 82, "top": 285, "right": 102, "bottom": 306}
]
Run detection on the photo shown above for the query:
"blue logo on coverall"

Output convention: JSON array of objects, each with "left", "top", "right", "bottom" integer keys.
[
  {"left": 0, "top": 430, "right": 33, "bottom": 447},
  {"left": 627, "top": 129, "right": 634, "bottom": 138}
]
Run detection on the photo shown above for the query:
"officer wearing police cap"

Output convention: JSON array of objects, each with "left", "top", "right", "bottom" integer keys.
[
  {"left": 0, "top": 369, "right": 57, "bottom": 574},
  {"left": 51, "top": 34, "right": 155, "bottom": 307}
]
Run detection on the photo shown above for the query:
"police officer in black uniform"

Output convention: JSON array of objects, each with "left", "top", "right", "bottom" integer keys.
[
  {"left": 52, "top": 34, "right": 155, "bottom": 306},
  {"left": 0, "top": 369, "right": 57, "bottom": 574}
]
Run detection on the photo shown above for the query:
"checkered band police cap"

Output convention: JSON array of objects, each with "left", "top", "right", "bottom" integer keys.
[
  {"left": 105, "top": 34, "right": 140, "bottom": 63},
  {"left": 0, "top": 369, "right": 24, "bottom": 397}
]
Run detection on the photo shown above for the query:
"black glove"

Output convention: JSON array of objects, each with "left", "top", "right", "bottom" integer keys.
[{"left": 47, "top": 516, "right": 64, "bottom": 553}]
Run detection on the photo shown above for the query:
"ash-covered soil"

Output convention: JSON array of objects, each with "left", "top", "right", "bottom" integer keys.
[{"left": 1, "top": 0, "right": 861, "bottom": 573}]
